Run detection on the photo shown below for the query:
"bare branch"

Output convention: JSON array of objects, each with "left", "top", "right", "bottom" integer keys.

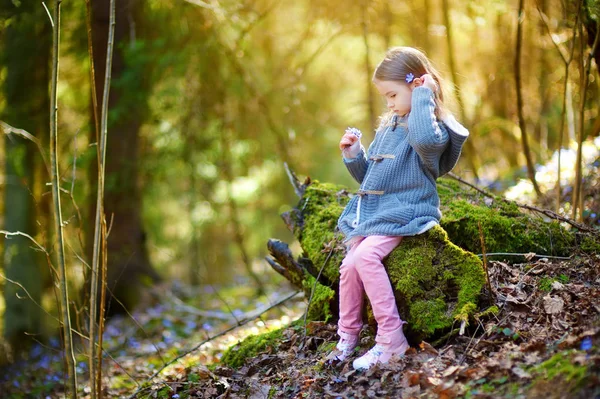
[
  {"left": 0, "top": 120, "right": 50, "bottom": 177},
  {"left": 0, "top": 230, "right": 48, "bottom": 254}
]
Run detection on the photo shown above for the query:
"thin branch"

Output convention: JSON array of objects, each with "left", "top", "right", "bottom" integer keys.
[
  {"left": 42, "top": 2, "right": 53, "bottom": 27},
  {"left": 476, "top": 252, "right": 572, "bottom": 260},
  {"left": 49, "top": 0, "right": 78, "bottom": 394},
  {"left": 126, "top": 291, "right": 302, "bottom": 399},
  {"left": 572, "top": 13, "right": 600, "bottom": 221},
  {"left": 0, "top": 230, "right": 48, "bottom": 254},
  {"left": 535, "top": 4, "right": 568, "bottom": 63},
  {"left": 90, "top": 0, "right": 116, "bottom": 394},
  {"left": 183, "top": 0, "right": 215, "bottom": 10},
  {"left": 167, "top": 292, "right": 236, "bottom": 321},
  {"left": 235, "top": 0, "right": 280, "bottom": 48},
  {"left": 1, "top": 120, "right": 50, "bottom": 177},
  {"left": 477, "top": 222, "right": 494, "bottom": 302}
]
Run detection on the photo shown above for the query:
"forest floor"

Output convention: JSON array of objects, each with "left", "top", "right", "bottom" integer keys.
[{"left": 2, "top": 252, "right": 600, "bottom": 398}]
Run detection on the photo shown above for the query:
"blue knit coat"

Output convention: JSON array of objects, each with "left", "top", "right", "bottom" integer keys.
[{"left": 337, "top": 87, "right": 469, "bottom": 242}]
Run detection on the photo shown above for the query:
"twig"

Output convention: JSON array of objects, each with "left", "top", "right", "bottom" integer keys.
[
  {"left": 458, "top": 322, "right": 482, "bottom": 365},
  {"left": 477, "top": 252, "right": 572, "bottom": 260},
  {"left": 126, "top": 290, "right": 301, "bottom": 399},
  {"left": 0, "top": 273, "right": 58, "bottom": 323},
  {"left": 167, "top": 292, "right": 236, "bottom": 321},
  {"left": 477, "top": 222, "right": 494, "bottom": 302},
  {"left": 209, "top": 284, "right": 241, "bottom": 324},
  {"left": 42, "top": 2, "right": 54, "bottom": 27},
  {"left": 0, "top": 230, "right": 48, "bottom": 254},
  {"left": 284, "top": 162, "right": 305, "bottom": 198},
  {"left": 49, "top": 0, "right": 78, "bottom": 392},
  {"left": 0, "top": 121, "right": 50, "bottom": 177}
]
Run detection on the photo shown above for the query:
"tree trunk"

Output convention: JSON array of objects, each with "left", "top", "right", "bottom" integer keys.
[
  {"left": 89, "top": 0, "right": 159, "bottom": 315},
  {"left": 361, "top": 0, "right": 377, "bottom": 137},
  {"left": 1, "top": 4, "right": 50, "bottom": 355},
  {"left": 441, "top": 0, "right": 479, "bottom": 178},
  {"left": 515, "top": 0, "right": 542, "bottom": 196}
]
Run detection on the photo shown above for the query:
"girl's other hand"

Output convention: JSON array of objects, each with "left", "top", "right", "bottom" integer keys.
[{"left": 419, "top": 73, "right": 438, "bottom": 93}]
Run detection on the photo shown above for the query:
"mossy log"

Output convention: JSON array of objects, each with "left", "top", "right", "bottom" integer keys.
[
  {"left": 436, "top": 178, "right": 599, "bottom": 256},
  {"left": 268, "top": 178, "right": 487, "bottom": 343},
  {"left": 267, "top": 175, "right": 599, "bottom": 343}
]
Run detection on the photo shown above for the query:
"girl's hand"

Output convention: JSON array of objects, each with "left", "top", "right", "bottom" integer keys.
[
  {"left": 340, "top": 128, "right": 362, "bottom": 158},
  {"left": 419, "top": 73, "right": 438, "bottom": 93}
]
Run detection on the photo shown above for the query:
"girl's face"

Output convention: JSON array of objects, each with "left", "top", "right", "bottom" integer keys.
[{"left": 373, "top": 79, "right": 415, "bottom": 117}]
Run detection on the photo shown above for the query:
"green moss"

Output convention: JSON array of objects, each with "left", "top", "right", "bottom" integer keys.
[
  {"left": 527, "top": 351, "right": 591, "bottom": 396},
  {"left": 408, "top": 298, "right": 450, "bottom": 335},
  {"left": 476, "top": 305, "right": 500, "bottom": 319},
  {"left": 221, "top": 327, "right": 284, "bottom": 369},
  {"left": 437, "top": 178, "right": 576, "bottom": 257},
  {"left": 386, "top": 225, "right": 486, "bottom": 340},
  {"left": 538, "top": 277, "right": 554, "bottom": 292},
  {"left": 532, "top": 351, "right": 588, "bottom": 383},
  {"left": 302, "top": 276, "right": 335, "bottom": 322},
  {"left": 580, "top": 235, "right": 600, "bottom": 254},
  {"left": 297, "top": 181, "right": 349, "bottom": 284}
]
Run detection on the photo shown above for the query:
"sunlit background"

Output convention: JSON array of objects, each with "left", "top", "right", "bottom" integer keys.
[{"left": 0, "top": 0, "right": 598, "bottom": 376}]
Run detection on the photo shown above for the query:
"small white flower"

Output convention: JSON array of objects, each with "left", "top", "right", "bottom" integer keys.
[{"left": 346, "top": 127, "right": 362, "bottom": 138}]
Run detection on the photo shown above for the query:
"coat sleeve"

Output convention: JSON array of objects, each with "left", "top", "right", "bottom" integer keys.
[
  {"left": 407, "top": 87, "right": 450, "bottom": 172},
  {"left": 342, "top": 145, "right": 369, "bottom": 183}
]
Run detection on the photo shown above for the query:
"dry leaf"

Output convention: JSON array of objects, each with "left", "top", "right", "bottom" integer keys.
[
  {"left": 524, "top": 252, "right": 537, "bottom": 261},
  {"left": 543, "top": 295, "right": 564, "bottom": 314},
  {"left": 442, "top": 365, "right": 460, "bottom": 377},
  {"left": 511, "top": 366, "right": 532, "bottom": 379}
]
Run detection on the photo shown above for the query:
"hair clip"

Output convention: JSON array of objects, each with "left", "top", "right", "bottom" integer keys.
[
  {"left": 405, "top": 73, "right": 415, "bottom": 83},
  {"left": 346, "top": 127, "right": 362, "bottom": 139}
]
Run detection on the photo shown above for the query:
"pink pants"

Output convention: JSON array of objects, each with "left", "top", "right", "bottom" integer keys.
[{"left": 338, "top": 235, "right": 405, "bottom": 343}]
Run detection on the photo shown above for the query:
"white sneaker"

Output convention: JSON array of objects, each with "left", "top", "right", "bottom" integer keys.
[
  {"left": 325, "top": 332, "right": 358, "bottom": 363},
  {"left": 352, "top": 344, "right": 385, "bottom": 370},
  {"left": 352, "top": 327, "right": 409, "bottom": 370}
]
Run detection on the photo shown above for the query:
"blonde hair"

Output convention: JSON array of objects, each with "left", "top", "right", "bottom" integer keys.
[{"left": 373, "top": 47, "right": 447, "bottom": 122}]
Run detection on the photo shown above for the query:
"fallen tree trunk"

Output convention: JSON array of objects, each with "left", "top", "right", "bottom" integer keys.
[
  {"left": 267, "top": 178, "right": 486, "bottom": 344},
  {"left": 267, "top": 171, "right": 599, "bottom": 344}
]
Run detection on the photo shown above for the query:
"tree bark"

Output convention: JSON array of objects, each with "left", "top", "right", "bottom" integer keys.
[
  {"left": 89, "top": 0, "right": 159, "bottom": 316},
  {"left": 1, "top": 4, "right": 50, "bottom": 356}
]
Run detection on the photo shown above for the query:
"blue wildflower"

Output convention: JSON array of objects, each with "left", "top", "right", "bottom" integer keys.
[{"left": 581, "top": 336, "right": 593, "bottom": 351}]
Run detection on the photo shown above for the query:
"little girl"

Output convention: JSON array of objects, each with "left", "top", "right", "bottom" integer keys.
[{"left": 328, "top": 47, "right": 469, "bottom": 370}]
